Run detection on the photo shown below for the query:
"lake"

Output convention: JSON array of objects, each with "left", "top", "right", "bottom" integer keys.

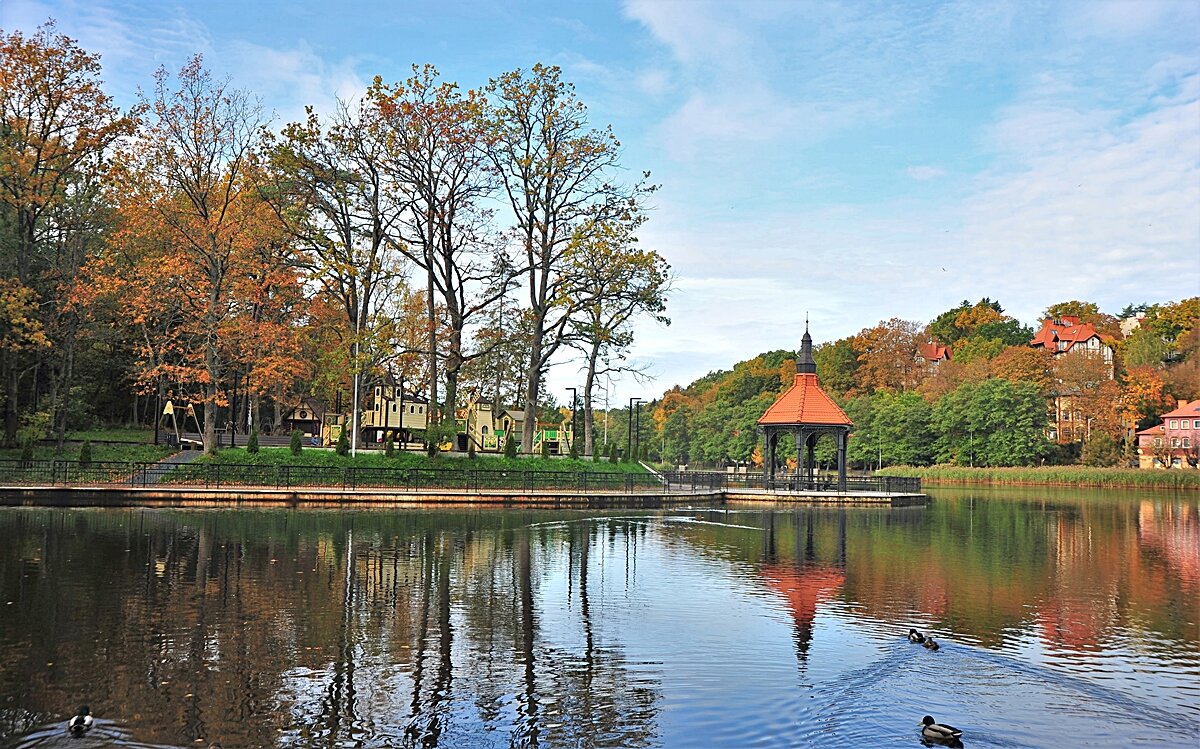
[{"left": 0, "top": 487, "right": 1196, "bottom": 748}]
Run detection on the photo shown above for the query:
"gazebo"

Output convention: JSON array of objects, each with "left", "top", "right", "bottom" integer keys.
[{"left": 758, "top": 326, "right": 852, "bottom": 491}]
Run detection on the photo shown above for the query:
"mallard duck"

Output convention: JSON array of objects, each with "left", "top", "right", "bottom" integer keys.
[
  {"left": 923, "top": 637, "right": 940, "bottom": 651},
  {"left": 920, "top": 715, "right": 962, "bottom": 742},
  {"left": 67, "top": 705, "right": 93, "bottom": 733},
  {"left": 908, "top": 628, "right": 926, "bottom": 643}
]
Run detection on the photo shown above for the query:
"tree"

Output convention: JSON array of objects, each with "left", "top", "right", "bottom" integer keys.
[
  {"left": 289, "top": 429, "right": 303, "bottom": 455},
  {"left": 370, "top": 66, "right": 512, "bottom": 445},
  {"left": 119, "top": 57, "right": 270, "bottom": 454},
  {"left": 853, "top": 318, "right": 923, "bottom": 393},
  {"left": 266, "top": 95, "right": 409, "bottom": 431},
  {"left": 1119, "top": 327, "right": 1168, "bottom": 367},
  {"left": 991, "top": 346, "right": 1054, "bottom": 394},
  {"left": 932, "top": 379, "right": 1047, "bottom": 466},
  {"left": 1121, "top": 366, "right": 1171, "bottom": 429},
  {"left": 483, "top": 63, "right": 652, "bottom": 454},
  {"left": 813, "top": 337, "right": 859, "bottom": 395},
  {"left": 246, "top": 427, "right": 259, "bottom": 454},
  {"left": 0, "top": 23, "right": 136, "bottom": 445},
  {"left": 1043, "top": 300, "right": 1120, "bottom": 339},
  {"left": 870, "top": 390, "right": 935, "bottom": 466},
  {"left": 563, "top": 216, "right": 669, "bottom": 456}
]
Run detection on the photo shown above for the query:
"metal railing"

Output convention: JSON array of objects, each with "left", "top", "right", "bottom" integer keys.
[
  {"left": 0, "top": 459, "right": 714, "bottom": 494},
  {"left": 660, "top": 470, "right": 921, "bottom": 494}
]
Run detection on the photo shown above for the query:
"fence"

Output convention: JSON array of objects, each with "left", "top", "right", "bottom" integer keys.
[
  {"left": 0, "top": 460, "right": 707, "bottom": 494},
  {"left": 660, "top": 471, "right": 921, "bottom": 494}
]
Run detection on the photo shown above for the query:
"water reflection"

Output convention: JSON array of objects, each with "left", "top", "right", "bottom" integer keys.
[{"left": 0, "top": 491, "right": 1197, "bottom": 748}]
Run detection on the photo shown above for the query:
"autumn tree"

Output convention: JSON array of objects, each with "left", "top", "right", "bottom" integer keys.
[
  {"left": 852, "top": 318, "right": 923, "bottom": 393},
  {"left": 1043, "top": 300, "right": 1120, "bottom": 339},
  {"left": 563, "top": 216, "right": 670, "bottom": 456},
  {"left": 0, "top": 22, "right": 135, "bottom": 444},
  {"left": 266, "top": 96, "right": 409, "bottom": 429},
  {"left": 370, "top": 65, "right": 512, "bottom": 448},
  {"left": 813, "top": 337, "right": 859, "bottom": 396},
  {"left": 119, "top": 57, "right": 271, "bottom": 453},
  {"left": 990, "top": 345, "right": 1054, "bottom": 393},
  {"left": 483, "top": 63, "right": 653, "bottom": 454}
]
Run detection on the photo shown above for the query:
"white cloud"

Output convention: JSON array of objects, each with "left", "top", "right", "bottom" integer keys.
[{"left": 225, "top": 40, "right": 366, "bottom": 125}]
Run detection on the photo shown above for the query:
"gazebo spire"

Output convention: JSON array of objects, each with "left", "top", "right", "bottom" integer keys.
[{"left": 797, "top": 317, "right": 816, "bottom": 374}]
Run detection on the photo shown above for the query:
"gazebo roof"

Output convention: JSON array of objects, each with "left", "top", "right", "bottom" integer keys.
[
  {"left": 758, "top": 372, "right": 852, "bottom": 426},
  {"left": 758, "top": 325, "right": 852, "bottom": 427}
]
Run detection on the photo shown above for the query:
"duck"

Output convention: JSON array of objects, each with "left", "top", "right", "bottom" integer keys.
[
  {"left": 67, "top": 705, "right": 93, "bottom": 733},
  {"left": 908, "top": 628, "right": 926, "bottom": 644},
  {"left": 920, "top": 715, "right": 962, "bottom": 744},
  {"left": 923, "top": 637, "right": 940, "bottom": 651}
]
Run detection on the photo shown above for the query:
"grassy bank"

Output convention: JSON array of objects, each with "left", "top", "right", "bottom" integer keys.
[
  {"left": 0, "top": 442, "right": 172, "bottom": 464},
  {"left": 194, "top": 447, "right": 650, "bottom": 474},
  {"left": 878, "top": 464, "right": 1199, "bottom": 489}
]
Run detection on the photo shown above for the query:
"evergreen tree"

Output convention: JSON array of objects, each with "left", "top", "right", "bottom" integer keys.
[
  {"left": 504, "top": 432, "right": 517, "bottom": 458},
  {"left": 385, "top": 434, "right": 394, "bottom": 457},
  {"left": 336, "top": 428, "right": 350, "bottom": 456},
  {"left": 246, "top": 428, "right": 259, "bottom": 454},
  {"left": 290, "top": 430, "right": 303, "bottom": 456},
  {"left": 77, "top": 440, "right": 92, "bottom": 467}
]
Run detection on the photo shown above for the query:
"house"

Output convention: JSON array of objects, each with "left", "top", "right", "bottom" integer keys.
[
  {"left": 916, "top": 341, "right": 952, "bottom": 374},
  {"left": 279, "top": 397, "right": 325, "bottom": 438},
  {"left": 1030, "top": 316, "right": 1115, "bottom": 376},
  {"left": 1136, "top": 401, "right": 1200, "bottom": 469},
  {"left": 1030, "top": 317, "right": 1117, "bottom": 444},
  {"left": 360, "top": 384, "right": 428, "bottom": 448}
]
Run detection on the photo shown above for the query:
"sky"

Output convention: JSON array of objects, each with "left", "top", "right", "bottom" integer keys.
[{"left": 3, "top": 0, "right": 1199, "bottom": 407}]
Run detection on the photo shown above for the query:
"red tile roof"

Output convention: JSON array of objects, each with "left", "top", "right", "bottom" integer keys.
[
  {"left": 918, "top": 341, "right": 951, "bottom": 362},
  {"left": 1030, "top": 317, "right": 1107, "bottom": 353},
  {"left": 1160, "top": 400, "right": 1200, "bottom": 420},
  {"left": 758, "top": 373, "right": 853, "bottom": 426}
]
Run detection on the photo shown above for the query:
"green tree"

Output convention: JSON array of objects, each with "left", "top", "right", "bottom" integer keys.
[
  {"left": 1081, "top": 433, "right": 1122, "bottom": 467},
  {"left": 1121, "top": 327, "right": 1169, "bottom": 367},
  {"left": 384, "top": 434, "right": 394, "bottom": 457},
  {"left": 77, "top": 440, "right": 92, "bottom": 467},
  {"left": 870, "top": 391, "right": 935, "bottom": 466},
  {"left": 289, "top": 429, "right": 303, "bottom": 456},
  {"left": 246, "top": 427, "right": 259, "bottom": 454},
  {"left": 932, "top": 379, "right": 1047, "bottom": 466},
  {"left": 504, "top": 431, "right": 517, "bottom": 458},
  {"left": 813, "top": 337, "right": 859, "bottom": 395},
  {"left": 335, "top": 428, "right": 350, "bottom": 456}
]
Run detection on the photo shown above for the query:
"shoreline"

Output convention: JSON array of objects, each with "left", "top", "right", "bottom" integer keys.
[{"left": 0, "top": 485, "right": 927, "bottom": 509}]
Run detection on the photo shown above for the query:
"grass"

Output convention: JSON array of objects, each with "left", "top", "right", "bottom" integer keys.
[
  {"left": 63, "top": 427, "right": 155, "bottom": 443},
  {"left": 194, "top": 446, "right": 651, "bottom": 474},
  {"left": 0, "top": 442, "right": 172, "bottom": 464},
  {"left": 878, "top": 464, "right": 1200, "bottom": 489}
]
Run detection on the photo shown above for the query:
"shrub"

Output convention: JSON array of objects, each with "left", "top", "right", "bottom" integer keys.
[
  {"left": 540, "top": 437, "right": 550, "bottom": 458},
  {"left": 504, "top": 433, "right": 517, "bottom": 458},
  {"left": 246, "top": 428, "right": 259, "bottom": 454},
  {"left": 385, "top": 435, "right": 394, "bottom": 458},
  {"left": 609, "top": 445, "right": 619, "bottom": 464},
  {"left": 77, "top": 440, "right": 93, "bottom": 467},
  {"left": 1081, "top": 433, "right": 1121, "bottom": 467},
  {"left": 336, "top": 428, "right": 350, "bottom": 456},
  {"left": 290, "top": 430, "right": 303, "bottom": 456},
  {"left": 19, "top": 439, "right": 34, "bottom": 463},
  {"left": 569, "top": 435, "right": 579, "bottom": 460}
]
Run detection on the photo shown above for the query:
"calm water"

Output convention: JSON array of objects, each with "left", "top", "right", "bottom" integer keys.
[{"left": 0, "top": 488, "right": 1197, "bottom": 748}]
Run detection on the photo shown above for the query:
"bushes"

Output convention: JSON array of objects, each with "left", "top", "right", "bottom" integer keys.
[
  {"left": 504, "top": 433, "right": 517, "bottom": 458},
  {"left": 878, "top": 464, "right": 1200, "bottom": 489},
  {"left": 246, "top": 428, "right": 260, "bottom": 454},
  {"left": 77, "top": 440, "right": 93, "bottom": 467},
  {"left": 289, "top": 430, "right": 303, "bottom": 456},
  {"left": 336, "top": 429, "right": 350, "bottom": 456},
  {"left": 385, "top": 434, "right": 395, "bottom": 457}
]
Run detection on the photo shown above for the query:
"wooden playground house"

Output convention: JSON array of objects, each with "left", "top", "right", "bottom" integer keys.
[
  {"left": 361, "top": 384, "right": 429, "bottom": 449},
  {"left": 455, "top": 397, "right": 574, "bottom": 455}
]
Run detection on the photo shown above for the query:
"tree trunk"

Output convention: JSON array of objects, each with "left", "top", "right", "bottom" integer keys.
[
  {"left": 520, "top": 321, "right": 545, "bottom": 455},
  {"left": 583, "top": 340, "right": 600, "bottom": 457}
]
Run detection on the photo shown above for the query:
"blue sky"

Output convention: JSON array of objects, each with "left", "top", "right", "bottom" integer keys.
[{"left": 4, "top": 0, "right": 1198, "bottom": 405}]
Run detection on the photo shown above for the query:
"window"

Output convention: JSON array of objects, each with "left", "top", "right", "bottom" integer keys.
[
  {"left": 1184, "top": 437, "right": 1191, "bottom": 448},
  {"left": 1169, "top": 419, "right": 1178, "bottom": 429},
  {"left": 391, "top": 403, "right": 397, "bottom": 412},
  {"left": 1182, "top": 420, "right": 1192, "bottom": 430},
  {"left": 1063, "top": 411, "right": 1072, "bottom": 421},
  {"left": 1063, "top": 427, "right": 1073, "bottom": 440},
  {"left": 482, "top": 425, "right": 489, "bottom": 435},
  {"left": 1170, "top": 438, "right": 1179, "bottom": 448},
  {"left": 1154, "top": 438, "right": 1163, "bottom": 447}
]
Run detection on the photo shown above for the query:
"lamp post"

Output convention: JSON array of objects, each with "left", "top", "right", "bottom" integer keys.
[
  {"left": 627, "top": 396, "right": 642, "bottom": 462},
  {"left": 351, "top": 307, "right": 361, "bottom": 458},
  {"left": 565, "top": 387, "right": 577, "bottom": 455},
  {"left": 634, "top": 400, "right": 644, "bottom": 462}
]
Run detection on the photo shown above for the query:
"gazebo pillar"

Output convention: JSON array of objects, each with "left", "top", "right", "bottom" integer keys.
[{"left": 837, "top": 430, "right": 847, "bottom": 491}]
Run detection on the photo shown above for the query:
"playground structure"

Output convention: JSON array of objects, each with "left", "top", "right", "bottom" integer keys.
[{"left": 454, "top": 397, "right": 574, "bottom": 455}]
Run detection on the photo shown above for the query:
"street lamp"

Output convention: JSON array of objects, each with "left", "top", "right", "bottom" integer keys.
[
  {"left": 634, "top": 400, "right": 645, "bottom": 462},
  {"left": 351, "top": 307, "right": 362, "bottom": 458},
  {"left": 627, "top": 396, "right": 642, "bottom": 462},
  {"left": 565, "top": 387, "right": 577, "bottom": 455}
]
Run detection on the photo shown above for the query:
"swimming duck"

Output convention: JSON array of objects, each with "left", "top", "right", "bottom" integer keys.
[
  {"left": 920, "top": 715, "right": 962, "bottom": 743},
  {"left": 923, "top": 637, "right": 940, "bottom": 651},
  {"left": 908, "top": 628, "right": 926, "bottom": 643},
  {"left": 67, "top": 705, "right": 93, "bottom": 733}
]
